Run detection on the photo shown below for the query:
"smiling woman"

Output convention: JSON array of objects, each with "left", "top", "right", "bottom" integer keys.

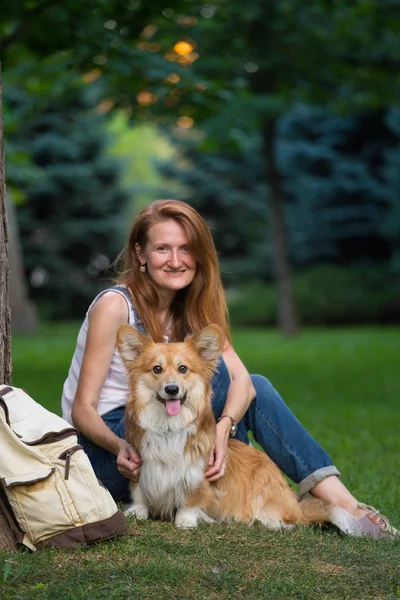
[{"left": 60, "top": 199, "right": 399, "bottom": 540}]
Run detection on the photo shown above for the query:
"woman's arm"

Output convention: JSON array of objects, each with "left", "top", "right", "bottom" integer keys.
[
  {"left": 205, "top": 343, "right": 256, "bottom": 481},
  {"left": 71, "top": 293, "right": 141, "bottom": 480}
]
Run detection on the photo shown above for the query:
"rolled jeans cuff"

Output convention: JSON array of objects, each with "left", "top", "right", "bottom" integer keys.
[{"left": 298, "top": 466, "right": 341, "bottom": 497}]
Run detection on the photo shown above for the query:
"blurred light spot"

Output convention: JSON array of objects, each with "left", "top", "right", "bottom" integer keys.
[
  {"left": 177, "top": 116, "right": 194, "bottom": 128},
  {"left": 201, "top": 4, "right": 216, "bottom": 18},
  {"left": 128, "top": 1, "right": 139, "bottom": 9},
  {"left": 147, "top": 42, "right": 160, "bottom": 52},
  {"left": 120, "top": 27, "right": 130, "bottom": 36},
  {"left": 162, "top": 8, "right": 174, "bottom": 18},
  {"left": 142, "top": 24, "right": 157, "bottom": 37},
  {"left": 88, "top": 254, "right": 110, "bottom": 276},
  {"left": 176, "top": 52, "right": 198, "bottom": 65},
  {"left": 173, "top": 41, "right": 194, "bottom": 55},
  {"left": 195, "top": 83, "right": 206, "bottom": 91},
  {"left": 93, "top": 55, "right": 107, "bottom": 65},
  {"left": 137, "top": 91, "right": 157, "bottom": 106},
  {"left": 244, "top": 62, "right": 259, "bottom": 73},
  {"left": 104, "top": 20, "right": 117, "bottom": 30},
  {"left": 178, "top": 16, "right": 198, "bottom": 27},
  {"left": 110, "top": 38, "right": 122, "bottom": 48},
  {"left": 96, "top": 99, "right": 115, "bottom": 114},
  {"left": 166, "top": 73, "right": 180, "bottom": 84},
  {"left": 31, "top": 267, "right": 49, "bottom": 288},
  {"left": 82, "top": 69, "right": 101, "bottom": 83},
  {"left": 164, "top": 51, "right": 177, "bottom": 62}
]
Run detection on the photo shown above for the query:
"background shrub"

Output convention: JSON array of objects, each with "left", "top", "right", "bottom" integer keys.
[{"left": 228, "top": 265, "right": 400, "bottom": 327}]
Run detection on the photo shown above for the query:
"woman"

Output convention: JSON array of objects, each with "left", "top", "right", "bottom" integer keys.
[{"left": 62, "top": 200, "right": 398, "bottom": 539}]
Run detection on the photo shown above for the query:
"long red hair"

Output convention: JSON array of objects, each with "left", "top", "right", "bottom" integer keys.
[{"left": 116, "top": 200, "right": 231, "bottom": 344}]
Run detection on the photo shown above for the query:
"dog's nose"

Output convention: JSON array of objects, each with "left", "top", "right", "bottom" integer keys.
[{"left": 164, "top": 384, "right": 179, "bottom": 396}]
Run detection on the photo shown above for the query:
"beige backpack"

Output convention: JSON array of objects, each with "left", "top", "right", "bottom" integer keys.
[{"left": 0, "top": 385, "right": 126, "bottom": 551}]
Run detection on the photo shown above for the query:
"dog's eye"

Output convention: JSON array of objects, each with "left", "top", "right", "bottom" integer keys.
[
  {"left": 153, "top": 365, "right": 162, "bottom": 374},
  {"left": 178, "top": 365, "right": 188, "bottom": 374}
]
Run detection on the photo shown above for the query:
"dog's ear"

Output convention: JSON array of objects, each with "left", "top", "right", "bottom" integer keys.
[
  {"left": 117, "top": 325, "right": 151, "bottom": 364},
  {"left": 190, "top": 324, "right": 222, "bottom": 364}
]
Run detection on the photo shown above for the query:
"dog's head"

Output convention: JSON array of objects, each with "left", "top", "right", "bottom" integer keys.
[{"left": 117, "top": 325, "right": 222, "bottom": 426}]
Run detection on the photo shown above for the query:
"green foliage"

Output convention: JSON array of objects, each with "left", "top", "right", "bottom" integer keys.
[
  {"left": 7, "top": 82, "right": 130, "bottom": 319},
  {"left": 228, "top": 266, "right": 400, "bottom": 327},
  {"left": 157, "top": 106, "right": 399, "bottom": 281},
  {"left": 278, "top": 107, "right": 395, "bottom": 267}
]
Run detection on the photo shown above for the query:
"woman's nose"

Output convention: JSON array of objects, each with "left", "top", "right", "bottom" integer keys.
[{"left": 168, "top": 250, "right": 181, "bottom": 267}]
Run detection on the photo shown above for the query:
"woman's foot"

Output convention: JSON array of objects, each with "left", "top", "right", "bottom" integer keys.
[
  {"left": 310, "top": 476, "right": 399, "bottom": 539},
  {"left": 351, "top": 503, "right": 400, "bottom": 540}
]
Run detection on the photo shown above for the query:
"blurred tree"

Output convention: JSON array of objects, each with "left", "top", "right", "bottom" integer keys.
[
  {"left": 382, "top": 108, "right": 400, "bottom": 273},
  {"left": 157, "top": 107, "right": 398, "bottom": 284},
  {"left": 162, "top": 1, "right": 400, "bottom": 335},
  {"left": 2, "top": 1, "right": 400, "bottom": 335},
  {"left": 7, "top": 83, "right": 130, "bottom": 319},
  {"left": 279, "top": 107, "right": 395, "bottom": 268}
]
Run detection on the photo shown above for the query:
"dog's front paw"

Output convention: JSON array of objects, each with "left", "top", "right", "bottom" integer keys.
[
  {"left": 175, "top": 507, "right": 201, "bottom": 529},
  {"left": 124, "top": 504, "right": 149, "bottom": 520}
]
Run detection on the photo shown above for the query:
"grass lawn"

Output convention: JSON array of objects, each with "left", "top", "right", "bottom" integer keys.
[{"left": 1, "top": 324, "right": 399, "bottom": 599}]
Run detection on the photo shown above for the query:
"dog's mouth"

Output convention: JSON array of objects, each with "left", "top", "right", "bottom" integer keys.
[{"left": 157, "top": 392, "right": 187, "bottom": 416}]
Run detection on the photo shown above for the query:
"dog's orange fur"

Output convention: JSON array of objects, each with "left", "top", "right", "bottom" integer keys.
[{"left": 117, "top": 324, "right": 340, "bottom": 529}]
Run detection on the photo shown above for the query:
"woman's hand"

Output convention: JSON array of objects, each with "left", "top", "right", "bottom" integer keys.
[
  {"left": 116, "top": 440, "right": 142, "bottom": 482},
  {"left": 205, "top": 418, "right": 231, "bottom": 482}
]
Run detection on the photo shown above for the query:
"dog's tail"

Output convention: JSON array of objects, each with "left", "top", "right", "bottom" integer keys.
[{"left": 299, "top": 497, "right": 361, "bottom": 533}]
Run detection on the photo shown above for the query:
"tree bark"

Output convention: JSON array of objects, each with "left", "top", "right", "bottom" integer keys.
[
  {"left": 0, "top": 67, "right": 12, "bottom": 382},
  {"left": 263, "top": 118, "right": 299, "bottom": 336},
  {"left": 0, "top": 66, "right": 17, "bottom": 552},
  {"left": 7, "top": 193, "right": 37, "bottom": 334}
]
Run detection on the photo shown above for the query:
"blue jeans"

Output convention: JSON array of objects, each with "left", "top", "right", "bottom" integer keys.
[{"left": 79, "top": 359, "right": 340, "bottom": 502}]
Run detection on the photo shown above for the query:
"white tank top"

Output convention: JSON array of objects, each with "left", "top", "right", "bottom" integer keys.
[{"left": 61, "top": 286, "right": 143, "bottom": 425}]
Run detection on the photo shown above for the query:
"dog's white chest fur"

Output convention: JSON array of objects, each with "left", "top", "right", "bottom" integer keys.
[{"left": 137, "top": 426, "right": 206, "bottom": 519}]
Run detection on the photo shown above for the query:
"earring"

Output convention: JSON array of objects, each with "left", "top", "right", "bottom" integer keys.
[{"left": 140, "top": 263, "right": 146, "bottom": 273}]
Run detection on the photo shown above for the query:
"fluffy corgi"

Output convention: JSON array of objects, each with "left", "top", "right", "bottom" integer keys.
[{"left": 117, "top": 324, "right": 351, "bottom": 531}]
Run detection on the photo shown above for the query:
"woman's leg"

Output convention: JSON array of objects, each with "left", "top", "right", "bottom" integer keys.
[
  {"left": 78, "top": 407, "right": 130, "bottom": 503},
  {"left": 242, "top": 374, "right": 340, "bottom": 490},
  {"left": 218, "top": 370, "right": 399, "bottom": 537}
]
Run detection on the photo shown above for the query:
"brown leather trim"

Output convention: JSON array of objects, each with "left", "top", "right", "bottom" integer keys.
[
  {"left": 24, "top": 428, "right": 78, "bottom": 446},
  {"left": 0, "top": 386, "right": 13, "bottom": 396},
  {"left": 0, "top": 485, "right": 25, "bottom": 544},
  {"left": 0, "top": 397, "right": 11, "bottom": 426},
  {"left": 35, "top": 511, "right": 127, "bottom": 549},
  {"left": 1, "top": 468, "right": 55, "bottom": 488}
]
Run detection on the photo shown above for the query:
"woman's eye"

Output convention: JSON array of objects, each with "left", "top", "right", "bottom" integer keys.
[
  {"left": 178, "top": 365, "right": 188, "bottom": 374},
  {"left": 153, "top": 365, "right": 162, "bottom": 374},
  {"left": 181, "top": 246, "right": 189, "bottom": 252}
]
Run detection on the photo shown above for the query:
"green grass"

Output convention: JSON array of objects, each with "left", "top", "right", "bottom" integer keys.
[{"left": 2, "top": 324, "right": 400, "bottom": 599}]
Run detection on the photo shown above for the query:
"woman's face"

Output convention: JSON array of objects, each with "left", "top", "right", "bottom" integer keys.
[{"left": 136, "top": 219, "right": 197, "bottom": 297}]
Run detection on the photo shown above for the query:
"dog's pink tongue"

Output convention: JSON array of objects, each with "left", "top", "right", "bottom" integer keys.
[{"left": 166, "top": 399, "right": 181, "bottom": 416}]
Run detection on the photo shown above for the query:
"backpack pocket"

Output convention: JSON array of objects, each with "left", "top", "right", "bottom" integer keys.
[
  {"left": 53, "top": 444, "right": 117, "bottom": 524},
  {"left": 2, "top": 466, "right": 81, "bottom": 545}
]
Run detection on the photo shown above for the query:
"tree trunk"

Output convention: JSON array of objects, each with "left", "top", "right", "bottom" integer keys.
[
  {"left": 0, "top": 66, "right": 17, "bottom": 552},
  {"left": 8, "top": 192, "right": 37, "bottom": 334},
  {"left": 263, "top": 118, "right": 299, "bottom": 336},
  {"left": 0, "top": 68, "right": 12, "bottom": 382}
]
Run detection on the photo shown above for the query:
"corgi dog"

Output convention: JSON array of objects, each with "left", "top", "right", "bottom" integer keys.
[{"left": 117, "top": 324, "right": 351, "bottom": 532}]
